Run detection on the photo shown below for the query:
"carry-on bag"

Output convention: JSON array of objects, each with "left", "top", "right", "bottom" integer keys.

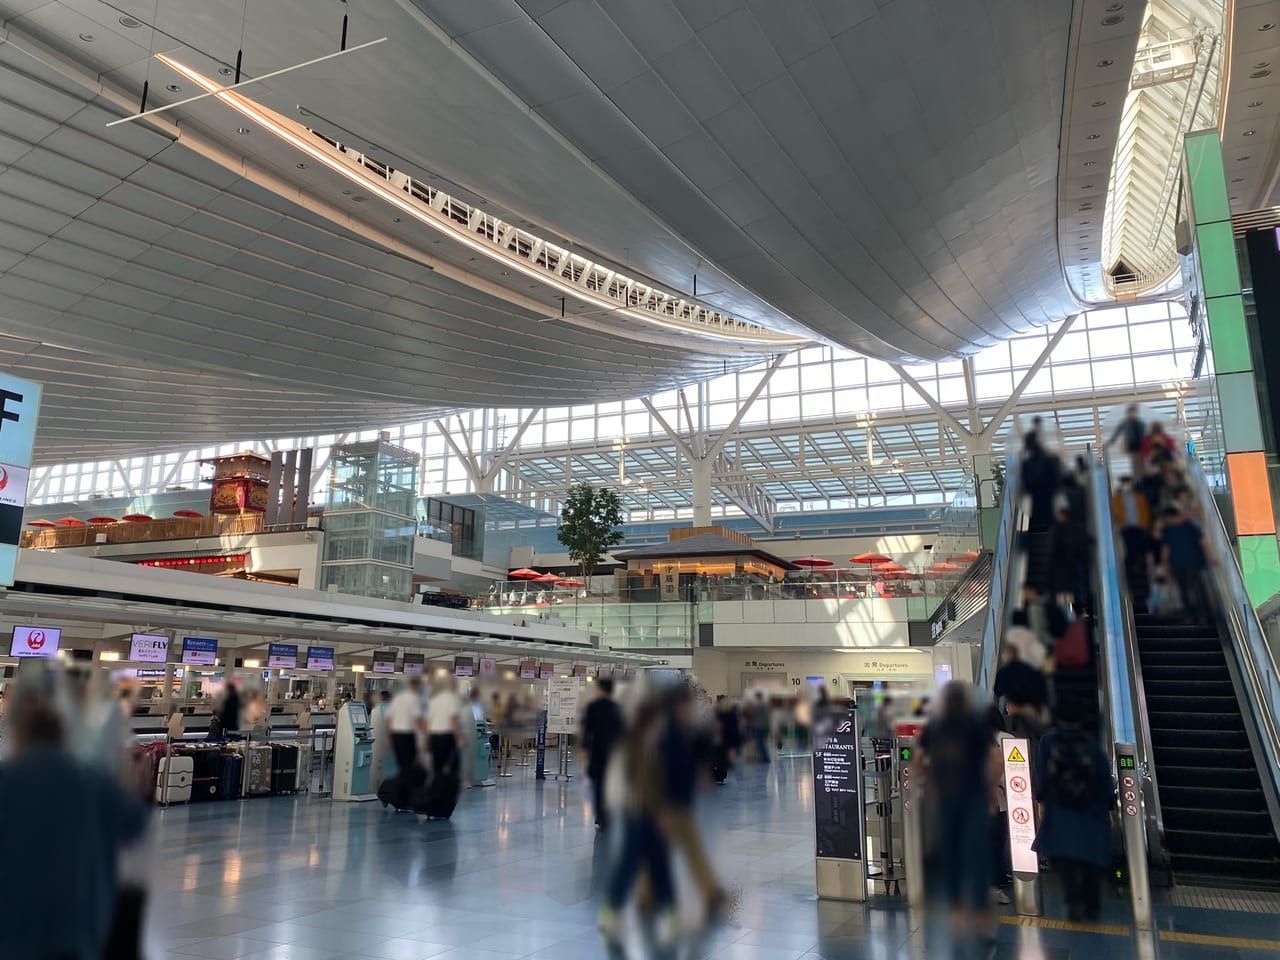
[
  {"left": 245, "top": 744, "right": 272, "bottom": 795},
  {"left": 415, "top": 762, "right": 460, "bottom": 819},
  {"left": 155, "top": 755, "right": 193, "bottom": 804},
  {"left": 220, "top": 751, "right": 244, "bottom": 800},
  {"left": 181, "top": 745, "right": 223, "bottom": 802},
  {"left": 270, "top": 743, "right": 300, "bottom": 794}
]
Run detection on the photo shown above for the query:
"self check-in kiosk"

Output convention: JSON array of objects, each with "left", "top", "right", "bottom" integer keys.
[{"left": 332, "top": 700, "right": 376, "bottom": 801}]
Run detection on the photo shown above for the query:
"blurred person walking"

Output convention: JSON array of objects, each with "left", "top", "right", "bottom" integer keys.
[
  {"left": 917, "top": 682, "right": 995, "bottom": 952},
  {"left": 1033, "top": 701, "right": 1114, "bottom": 923},
  {"left": 0, "top": 694, "right": 149, "bottom": 960},
  {"left": 1108, "top": 404, "right": 1146, "bottom": 480},
  {"left": 660, "top": 687, "right": 726, "bottom": 920},
  {"left": 1021, "top": 432, "right": 1061, "bottom": 533},
  {"left": 581, "top": 677, "right": 625, "bottom": 830},
  {"left": 598, "top": 702, "right": 676, "bottom": 947},
  {"left": 217, "top": 678, "right": 241, "bottom": 735},
  {"left": 1160, "top": 504, "right": 1212, "bottom": 624},
  {"left": 386, "top": 676, "right": 427, "bottom": 778},
  {"left": 714, "top": 695, "right": 742, "bottom": 772},
  {"left": 426, "top": 675, "right": 463, "bottom": 775},
  {"left": 744, "top": 690, "right": 771, "bottom": 764}
]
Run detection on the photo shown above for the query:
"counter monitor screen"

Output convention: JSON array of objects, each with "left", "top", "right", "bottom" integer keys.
[
  {"left": 519, "top": 659, "right": 536, "bottom": 680},
  {"left": 372, "top": 651, "right": 397, "bottom": 674},
  {"left": 454, "top": 656, "right": 474, "bottom": 677},
  {"left": 402, "top": 654, "right": 425, "bottom": 676},
  {"left": 572, "top": 664, "right": 587, "bottom": 678},
  {"left": 306, "top": 646, "right": 335, "bottom": 671},
  {"left": 10, "top": 625, "right": 61, "bottom": 659},
  {"left": 538, "top": 661, "right": 553, "bottom": 680},
  {"left": 348, "top": 701, "right": 367, "bottom": 726},
  {"left": 180, "top": 636, "right": 218, "bottom": 666}
]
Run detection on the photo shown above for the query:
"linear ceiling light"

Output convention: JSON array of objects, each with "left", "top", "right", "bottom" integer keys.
[{"left": 157, "top": 55, "right": 807, "bottom": 348}]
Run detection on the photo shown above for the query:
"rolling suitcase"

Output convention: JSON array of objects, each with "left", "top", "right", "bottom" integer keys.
[
  {"left": 155, "top": 755, "right": 193, "bottom": 804},
  {"left": 220, "top": 751, "right": 244, "bottom": 800},
  {"left": 270, "top": 743, "right": 300, "bottom": 794},
  {"left": 414, "top": 764, "right": 460, "bottom": 819},
  {"left": 182, "top": 746, "right": 223, "bottom": 802},
  {"left": 246, "top": 744, "right": 272, "bottom": 796}
]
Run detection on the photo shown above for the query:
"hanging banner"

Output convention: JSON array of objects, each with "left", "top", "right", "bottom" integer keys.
[{"left": 0, "top": 373, "right": 42, "bottom": 587}]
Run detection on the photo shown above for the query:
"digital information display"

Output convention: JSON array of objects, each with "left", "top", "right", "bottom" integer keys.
[
  {"left": 519, "top": 659, "right": 536, "bottom": 680},
  {"left": 267, "top": 643, "right": 298, "bottom": 669},
  {"left": 402, "top": 653, "right": 425, "bottom": 676},
  {"left": 572, "top": 663, "right": 587, "bottom": 678},
  {"left": 306, "top": 646, "right": 334, "bottom": 671},
  {"left": 372, "top": 651, "right": 397, "bottom": 674},
  {"left": 10, "top": 625, "right": 61, "bottom": 659},
  {"left": 129, "top": 633, "right": 169, "bottom": 663},
  {"left": 479, "top": 657, "right": 496, "bottom": 677},
  {"left": 811, "top": 707, "right": 863, "bottom": 862},
  {"left": 538, "top": 661, "right": 554, "bottom": 680},
  {"left": 180, "top": 636, "right": 218, "bottom": 666},
  {"left": 454, "top": 656, "right": 474, "bottom": 677}
]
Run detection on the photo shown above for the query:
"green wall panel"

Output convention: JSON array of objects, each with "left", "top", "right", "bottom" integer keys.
[
  {"left": 1238, "top": 533, "right": 1280, "bottom": 606},
  {"left": 1184, "top": 131, "right": 1231, "bottom": 224},
  {"left": 1196, "top": 221, "right": 1243, "bottom": 298},
  {"left": 1218, "top": 372, "right": 1265, "bottom": 451},
  {"left": 1204, "top": 295, "right": 1251, "bottom": 374}
]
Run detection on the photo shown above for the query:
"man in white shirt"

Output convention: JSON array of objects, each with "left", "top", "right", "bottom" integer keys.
[
  {"left": 386, "top": 676, "right": 426, "bottom": 776},
  {"left": 425, "top": 676, "right": 462, "bottom": 775}
]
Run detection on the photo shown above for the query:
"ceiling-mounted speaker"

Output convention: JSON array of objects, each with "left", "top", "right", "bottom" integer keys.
[{"left": 1175, "top": 220, "right": 1193, "bottom": 257}]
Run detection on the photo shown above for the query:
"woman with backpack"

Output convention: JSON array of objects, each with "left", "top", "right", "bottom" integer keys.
[{"left": 1032, "top": 701, "right": 1114, "bottom": 923}]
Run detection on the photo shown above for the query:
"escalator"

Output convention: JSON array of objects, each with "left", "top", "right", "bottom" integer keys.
[{"left": 1113, "top": 458, "right": 1280, "bottom": 887}]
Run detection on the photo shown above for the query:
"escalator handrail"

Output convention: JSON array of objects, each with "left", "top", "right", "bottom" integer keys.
[
  {"left": 977, "top": 453, "right": 1024, "bottom": 694},
  {"left": 1090, "top": 456, "right": 1169, "bottom": 869},
  {"left": 1187, "top": 455, "right": 1280, "bottom": 832}
]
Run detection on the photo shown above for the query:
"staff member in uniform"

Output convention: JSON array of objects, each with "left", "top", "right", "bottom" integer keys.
[
  {"left": 386, "top": 676, "right": 427, "bottom": 776},
  {"left": 426, "top": 676, "right": 463, "bottom": 774}
]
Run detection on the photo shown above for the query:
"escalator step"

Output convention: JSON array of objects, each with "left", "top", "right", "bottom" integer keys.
[
  {"left": 1164, "top": 828, "right": 1280, "bottom": 858},
  {"left": 1154, "top": 765, "right": 1262, "bottom": 789},
  {"left": 1141, "top": 664, "right": 1231, "bottom": 681},
  {"left": 1149, "top": 713, "right": 1246, "bottom": 733},
  {"left": 1162, "top": 806, "right": 1274, "bottom": 833},
  {"left": 1142, "top": 679, "right": 1236, "bottom": 698},
  {"left": 1148, "top": 695, "right": 1239, "bottom": 714},
  {"left": 1169, "top": 853, "right": 1280, "bottom": 884},
  {"left": 1158, "top": 784, "right": 1269, "bottom": 812},
  {"left": 1153, "top": 744, "right": 1254, "bottom": 765}
]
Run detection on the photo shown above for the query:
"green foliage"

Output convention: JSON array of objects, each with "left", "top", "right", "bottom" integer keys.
[
  {"left": 557, "top": 483, "right": 625, "bottom": 585},
  {"left": 992, "top": 459, "right": 1007, "bottom": 504}
]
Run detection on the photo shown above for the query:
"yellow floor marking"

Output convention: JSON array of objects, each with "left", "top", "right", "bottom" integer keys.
[
  {"left": 999, "top": 915, "right": 1131, "bottom": 936},
  {"left": 1158, "top": 929, "right": 1280, "bottom": 950}
]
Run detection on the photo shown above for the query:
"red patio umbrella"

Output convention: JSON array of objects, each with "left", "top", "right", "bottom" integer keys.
[
  {"left": 950, "top": 549, "right": 981, "bottom": 563},
  {"left": 534, "top": 573, "right": 560, "bottom": 583},
  {"left": 871, "top": 561, "right": 905, "bottom": 573},
  {"left": 173, "top": 509, "right": 204, "bottom": 519},
  {"left": 86, "top": 516, "right": 118, "bottom": 524},
  {"left": 793, "top": 556, "right": 833, "bottom": 567},
  {"left": 27, "top": 519, "right": 55, "bottom": 527},
  {"left": 929, "top": 561, "right": 962, "bottom": 573},
  {"left": 121, "top": 514, "right": 153, "bottom": 522},
  {"left": 850, "top": 551, "right": 892, "bottom": 565},
  {"left": 508, "top": 567, "right": 542, "bottom": 579},
  {"left": 556, "top": 578, "right": 584, "bottom": 588},
  {"left": 55, "top": 517, "right": 85, "bottom": 526}
]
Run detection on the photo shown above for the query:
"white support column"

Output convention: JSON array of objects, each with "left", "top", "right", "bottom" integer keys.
[
  {"left": 889, "top": 363, "right": 974, "bottom": 451},
  {"left": 977, "top": 315, "right": 1078, "bottom": 444},
  {"left": 691, "top": 458, "right": 714, "bottom": 527}
]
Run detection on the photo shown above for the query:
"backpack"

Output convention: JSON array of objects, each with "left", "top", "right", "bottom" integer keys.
[
  {"left": 1055, "top": 617, "right": 1090, "bottom": 669},
  {"left": 1048, "top": 731, "right": 1097, "bottom": 809}
]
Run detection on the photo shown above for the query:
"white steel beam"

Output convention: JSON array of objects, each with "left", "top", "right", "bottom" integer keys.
[{"left": 977, "top": 315, "right": 1079, "bottom": 442}]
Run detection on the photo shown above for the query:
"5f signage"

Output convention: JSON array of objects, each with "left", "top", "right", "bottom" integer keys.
[{"left": 0, "top": 374, "right": 44, "bottom": 587}]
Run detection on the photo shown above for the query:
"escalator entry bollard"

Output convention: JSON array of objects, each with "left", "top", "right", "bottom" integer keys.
[
  {"left": 1002, "top": 737, "right": 1042, "bottom": 917},
  {"left": 897, "top": 736, "right": 925, "bottom": 909}
]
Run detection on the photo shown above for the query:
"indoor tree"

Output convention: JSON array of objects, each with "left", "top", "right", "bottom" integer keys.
[{"left": 557, "top": 482, "right": 624, "bottom": 589}]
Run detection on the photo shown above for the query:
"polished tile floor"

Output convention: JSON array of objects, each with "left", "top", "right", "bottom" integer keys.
[{"left": 143, "top": 756, "right": 1280, "bottom": 960}]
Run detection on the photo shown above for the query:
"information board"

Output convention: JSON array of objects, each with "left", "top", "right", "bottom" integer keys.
[
  {"left": 402, "top": 653, "right": 425, "bottom": 675},
  {"left": 811, "top": 707, "right": 864, "bottom": 861},
  {"left": 10, "top": 625, "right": 60, "bottom": 659},
  {"left": 129, "top": 633, "right": 169, "bottom": 663},
  {"left": 546, "top": 677, "right": 582, "bottom": 735},
  {"left": 306, "top": 645, "right": 334, "bottom": 671},
  {"left": 267, "top": 642, "right": 298, "bottom": 669},
  {"left": 181, "top": 636, "right": 218, "bottom": 666},
  {"left": 479, "top": 657, "right": 496, "bottom": 677},
  {"left": 1002, "top": 738, "right": 1039, "bottom": 875},
  {"left": 372, "top": 650, "right": 397, "bottom": 673},
  {"left": 538, "top": 661, "right": 553, "bottom": 680},
  {"left": 519, "top": 659, "right": 536, "bottom": 679},
  {"left": 454, "top": 656, "right": 474, "bottom": 677}
]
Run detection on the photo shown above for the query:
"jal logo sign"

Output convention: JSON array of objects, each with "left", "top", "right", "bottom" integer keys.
[
  {"left": 10, "top": 625, "right": 61, "bottom": 659},
  {"left": 0, "top": 463, "right": 29, "bottom": 509}
]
